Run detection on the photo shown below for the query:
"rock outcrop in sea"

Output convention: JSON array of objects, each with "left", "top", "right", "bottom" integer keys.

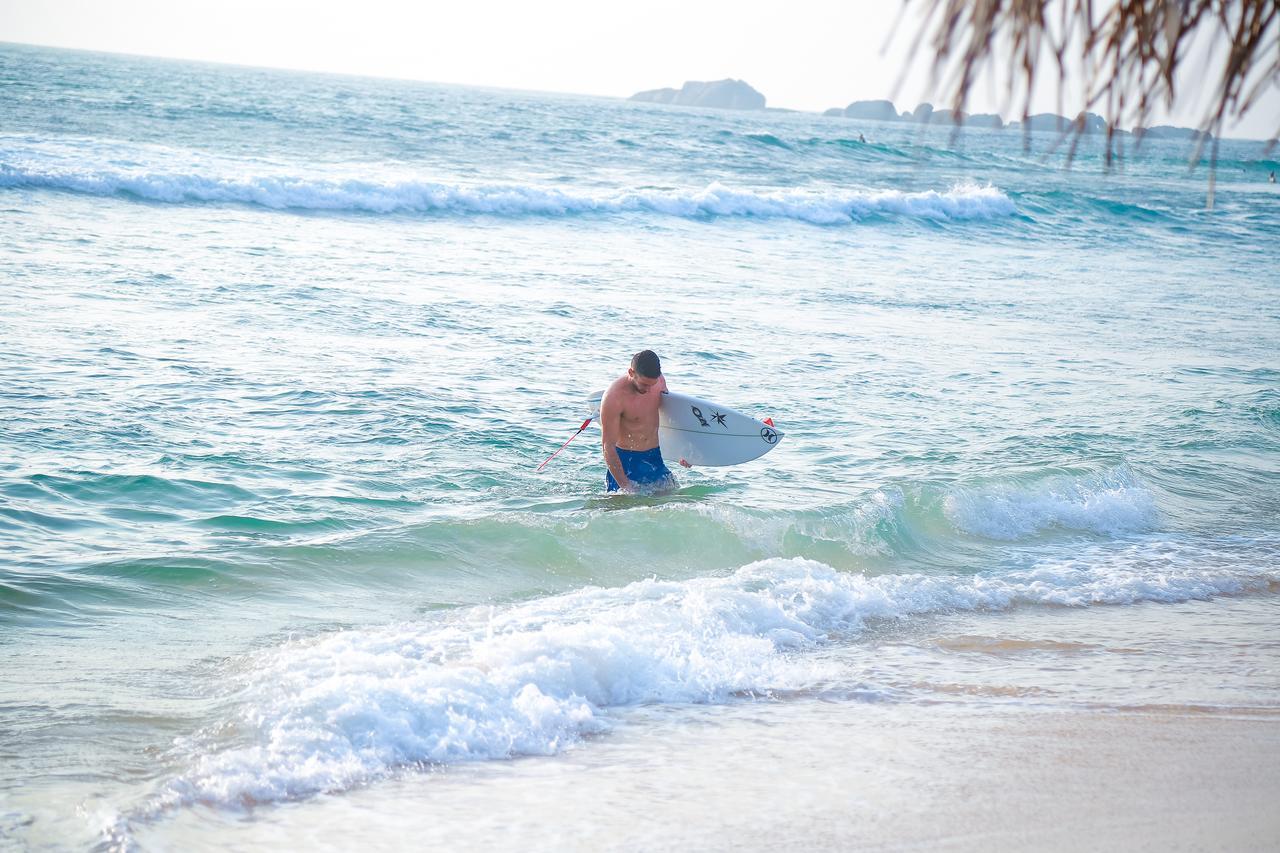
[
  {"left": 842, "top": 99, "right": 899, "bottom": 121},
  {"left": 630, "top": 79, "right": 766, "bottom": 110},
  {"left": 1006, "top": 112, "right": 1109, "bottom": 133},
  {"left": 829, "top": 100, "right": 1003, "bottom": 129},
  {"left": 823, "top": 99, "right": 1208, "bottom": 140},
  {"left": 1133, "top": 125, "right": 1214, "bottom": 142}
]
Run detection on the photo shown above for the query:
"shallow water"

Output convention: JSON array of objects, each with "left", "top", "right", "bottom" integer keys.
[{"left": 1, "top": 42, "right": 1278, "bottom": 850}]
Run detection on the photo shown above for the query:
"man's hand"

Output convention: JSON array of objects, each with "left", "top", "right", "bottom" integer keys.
[{"left": 678, "top": 458, "right": 691, "bottom": 468}]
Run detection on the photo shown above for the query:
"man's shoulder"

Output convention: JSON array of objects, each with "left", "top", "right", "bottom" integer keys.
[{"left": 602, "top": 375, "right": 630, "bottom": 405}]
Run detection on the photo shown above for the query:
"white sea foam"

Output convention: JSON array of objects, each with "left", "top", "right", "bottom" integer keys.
[
  {"left": 943, "top": 465, "right": 1158, "bottom": 540},
  {"left": 0, "top": 137, "right": 1015, "bottom": 223},
  {"left": 160, "top": 547, "right": 1275, "bottom": 809}
]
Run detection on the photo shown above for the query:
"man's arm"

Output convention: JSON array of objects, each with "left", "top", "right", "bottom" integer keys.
[{"left": 600, "top": 390, "right": 632, "bottom": 492}]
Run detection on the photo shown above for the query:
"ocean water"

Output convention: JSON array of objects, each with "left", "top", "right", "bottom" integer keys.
[{"left": 1, "top": 41, "right": 1279, "bottom": 850}]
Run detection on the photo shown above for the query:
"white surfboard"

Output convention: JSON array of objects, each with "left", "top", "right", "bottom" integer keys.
[{"left": 589, "top": 390, "right": 783, "bottom": 467}]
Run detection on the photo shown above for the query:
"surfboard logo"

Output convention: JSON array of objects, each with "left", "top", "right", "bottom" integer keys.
[
  {"left": 690, "top": 406, "right": 710, "bottom": 427},
  {"left": 711, "top": 411, "right": 728, "bottom": 427},
  {"left": 760, "top": 427, "right": 778, "bottom": 444}
]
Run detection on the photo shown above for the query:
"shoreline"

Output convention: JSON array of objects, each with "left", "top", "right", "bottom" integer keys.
[{"left": 125, "top": 701, "right": 1280, "bottom": 851}]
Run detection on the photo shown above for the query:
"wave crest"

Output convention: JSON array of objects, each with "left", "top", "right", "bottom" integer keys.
[
  {"left": 0, "top": 138, "right": 1015, "bottom": 224},
  {"left": 156, "top": 546, "right": 1274, "bottom": 810},
  {"left": 943, "top": 466, "right": 1157, "bottom": 540}
]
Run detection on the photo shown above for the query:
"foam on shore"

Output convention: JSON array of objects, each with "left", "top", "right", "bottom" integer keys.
[{"left": 157, "top": 548, "right": 1277, "bottom": 810}]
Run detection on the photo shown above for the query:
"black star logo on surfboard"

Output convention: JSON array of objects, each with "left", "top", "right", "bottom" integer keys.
[{"left": 711, "top": 411, "right": 728, "bottom": 427}]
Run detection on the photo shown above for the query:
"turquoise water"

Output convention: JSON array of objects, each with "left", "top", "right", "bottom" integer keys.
[{"left": 1, "top": 42, "right": 1279, "bottom": 849}]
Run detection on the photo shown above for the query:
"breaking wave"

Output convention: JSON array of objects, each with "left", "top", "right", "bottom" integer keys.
[
  {"left": 943, "top": 465, "right": 1158, "bottom": 540},
  {"left": 154, "top": 547, "right": 1276, "bottom": 810},
  {"left": 0, "top": 138, "right": 1015, "bottom": 224}
]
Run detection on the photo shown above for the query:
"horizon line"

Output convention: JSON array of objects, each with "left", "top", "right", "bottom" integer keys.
[{"left": 3, "top": 39, "right": 1274, "bottom": 144}]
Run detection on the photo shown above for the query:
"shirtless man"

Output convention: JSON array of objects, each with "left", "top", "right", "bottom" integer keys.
[{"left": 600, "top": 350, "right": 689, "bottom": 492}]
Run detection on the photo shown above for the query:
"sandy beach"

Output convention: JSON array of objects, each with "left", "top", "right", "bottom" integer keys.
[
  {"left": 122, "top": 592, "right": 1280, "bottom": 851},
  {"left": 117, "top": 701, "right": 1279, "bottom": 851}
]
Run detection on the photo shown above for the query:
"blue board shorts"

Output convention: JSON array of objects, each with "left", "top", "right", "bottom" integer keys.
[{"left": 606, "top": 446, "right": 674, "bottom": 492}]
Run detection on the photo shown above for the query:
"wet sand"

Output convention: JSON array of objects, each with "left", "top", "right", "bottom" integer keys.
[{"left": 134, "top": 701, "right": 1280, "bottom": 852}]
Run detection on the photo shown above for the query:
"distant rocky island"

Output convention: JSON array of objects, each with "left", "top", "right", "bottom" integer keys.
[
  {"left": 629, "top": 79, "right": 766, "bottom": 110},
  {"left": 626, "top": 82, "right": 1211, "bottom": 140},
  {"left": 824, "top": 99, "right": 1212, "bottom": 140}
]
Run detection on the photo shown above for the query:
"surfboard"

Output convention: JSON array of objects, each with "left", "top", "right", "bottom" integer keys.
[{"left": 589, "top": 390, "right": 783, "bottom": 467}]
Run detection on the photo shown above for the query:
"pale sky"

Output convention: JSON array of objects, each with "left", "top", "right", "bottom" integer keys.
[{"left": 3, "top": 0, "right": 1277, "bottom": 138}]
